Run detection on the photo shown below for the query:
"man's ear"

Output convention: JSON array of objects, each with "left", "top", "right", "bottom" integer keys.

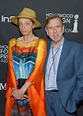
[{"left": 45, "top": 27, "right": 48, "bottom": 35}]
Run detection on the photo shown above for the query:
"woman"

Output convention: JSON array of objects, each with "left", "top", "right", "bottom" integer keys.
[{"left": 5, "top": 8, "right": 47, "bottom": 116}]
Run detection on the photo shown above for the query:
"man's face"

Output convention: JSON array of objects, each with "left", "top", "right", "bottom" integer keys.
[{"left": 46, "top": 18, "right": 64, "bottom": 43}]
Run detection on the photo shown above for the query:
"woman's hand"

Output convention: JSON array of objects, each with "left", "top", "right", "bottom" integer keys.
[
  {"left": 11, "top": 88, "right": 28, "bottom": 100},
  {"left": 11, "top": 81, "right": 32, "bottom": 100}
]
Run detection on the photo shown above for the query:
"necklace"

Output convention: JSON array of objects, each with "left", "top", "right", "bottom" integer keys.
[
  {"left": 48, "top": 46, "right": 60, "bottom": 79},
  {"left": 21, "top": 35, "right": 34, "bottom": 44}
]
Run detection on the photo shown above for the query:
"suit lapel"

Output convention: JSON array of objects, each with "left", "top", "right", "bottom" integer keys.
[
  {"left": 58, "top": 38, "right": 70, "bottom": 73},
  {"left": 45, "top": 38, "right": 71, "bottom": 75},
  {"left": 44, "top": 40, "right": 51, "bottom": 73}
]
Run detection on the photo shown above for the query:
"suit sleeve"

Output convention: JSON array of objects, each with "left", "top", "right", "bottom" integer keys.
[{"left": 74, "top": 44, "right": 83, "bottom": 104}]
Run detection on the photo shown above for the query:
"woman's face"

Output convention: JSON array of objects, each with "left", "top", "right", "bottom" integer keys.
[{"left": 18, "top": 18, "right": 35, "bottom": 36}]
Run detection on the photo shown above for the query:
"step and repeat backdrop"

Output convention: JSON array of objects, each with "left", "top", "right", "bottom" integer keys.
[{"left": 0, "top": 0, "right": 83, "bottom": 115}]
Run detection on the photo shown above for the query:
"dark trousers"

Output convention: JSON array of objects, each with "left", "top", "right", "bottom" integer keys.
[{"left": 45, "top": 91, "right": 75, "bottom": 116}]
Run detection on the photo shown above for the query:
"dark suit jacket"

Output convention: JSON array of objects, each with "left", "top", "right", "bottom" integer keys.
[{"left": 45, "top": 37, "right": 83, "bottom": 113}]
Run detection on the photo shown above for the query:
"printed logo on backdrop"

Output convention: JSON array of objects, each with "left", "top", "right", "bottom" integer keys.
[
  {"left": 46, "top": 13, "right": 79, "bottom": 33},
  {"left": 0, "top": 83, "right": 6, "bottom": 90},
  {"left": 0, "top": 45, "right": 8, "bottom": 63},
  {"left": 0, "top": 15, "right": 14, "bottom": 22}
]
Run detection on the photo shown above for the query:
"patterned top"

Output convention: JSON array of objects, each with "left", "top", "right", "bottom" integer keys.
[
  {"left": 5, "top": 38, "right": 47, "bottom": 116},
  {"left": 12, "top": 39, "right": 38, "bottom": 79}
]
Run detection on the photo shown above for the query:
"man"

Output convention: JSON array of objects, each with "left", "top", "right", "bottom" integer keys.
[{"left": 45, "top": 13, "right": 83, "bottom": 116}]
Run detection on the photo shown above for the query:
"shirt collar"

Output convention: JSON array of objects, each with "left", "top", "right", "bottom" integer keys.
[{"left": 51, "top": 36, "right": 64, "bottom": 50}]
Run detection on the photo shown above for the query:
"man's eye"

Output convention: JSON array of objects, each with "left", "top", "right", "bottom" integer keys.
[
  {"left": 48, "top": 27, "right": 53, "bottom": 29},
  {"left": 57, "top": 25, "right": 62, "bottom": 28}
]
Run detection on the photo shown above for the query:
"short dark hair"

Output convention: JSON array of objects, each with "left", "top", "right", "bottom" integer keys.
[{"left": 45, "top": 13, "right": 63, "bottom": 27}]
